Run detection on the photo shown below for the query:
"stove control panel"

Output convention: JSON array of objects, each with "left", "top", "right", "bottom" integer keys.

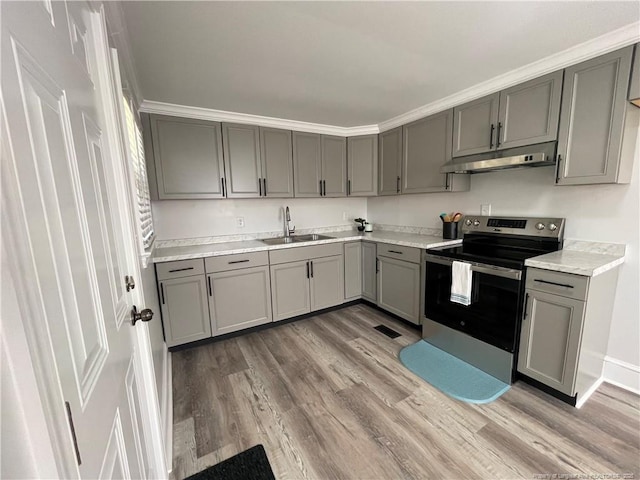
[{"left": 460, "top": 216, "right": 565, "bottom": 239}]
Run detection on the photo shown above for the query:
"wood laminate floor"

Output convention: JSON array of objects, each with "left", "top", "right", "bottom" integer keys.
[{"left": 171, "top": 304, "right": 640, "bottom": 480}]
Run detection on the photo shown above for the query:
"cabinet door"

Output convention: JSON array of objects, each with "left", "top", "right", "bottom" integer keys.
[
  {"left": 452, "top": 93, "right": 500, "bottom": 157},
  {"left": 347, "top": 135, "right": 378, "bottom": 196},
  {"left": 270, "top": 260, "right": 311, "bottom": 321},
  {"left": 208, "top": 266, "right": 272, "bottom": 336},
  {"left": 377, "top": 256, "right": 420, "bottom": 324},
  {"left": 293, "top": 131, "right": 322, "bottom": 197},
  {"left": 557, "top": 46, "right": 635, "bottom": 185},
  {"left": 378, "top": 127, "right": 402, "bottom": 195},
  {"left": 402, "top": 110, "right": 453, "bottom": 193},
  {"left": 362, "top": 242, "right": 377, "bottom": 302},
  {"left": 222, "top": 123, "right": 262, "bottom": 198},
  {"left": 321, "top": 135, "right": 347, "bottom": 197},
  {"left": 498, "top": 70, "right": 563, "bottom": 150},
  {"left": 310, "top": 255, "right": 344, "bottom": 311},
  {"left": 159, "top": 276, "right": 211, "bottom": 347},
  {"left": 517, "top": 290, "right": 585, "bottom": 396},
  {"left": 344, "top": 242, "right": 362, "bottom": 301},
  {"left": 260, "top": 127, "right": 294, "bottom": 198},
  {"left": 150, "top": 115, "right": 225, "bottom": 199}
]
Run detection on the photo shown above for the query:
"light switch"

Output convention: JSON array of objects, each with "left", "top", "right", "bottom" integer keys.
[
  {"left": 236, "top": 217, "right": 245, "bottom": 228},
  {"left": 481, "top": 204, "right": 491, "bottom": 216}
]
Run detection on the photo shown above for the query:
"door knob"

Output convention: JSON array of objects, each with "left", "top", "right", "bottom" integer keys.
[{"left": 131, "top": 305, "right": 154, "bottom": 326}]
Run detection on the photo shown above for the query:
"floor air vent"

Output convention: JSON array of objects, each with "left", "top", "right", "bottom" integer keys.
[{"left": 374, "top": 325, "right": 401, "bottom": 339}]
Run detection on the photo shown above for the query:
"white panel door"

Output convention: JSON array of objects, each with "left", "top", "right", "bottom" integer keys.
[{"left": 1, "top": 2, "right": 162, "bottom": 479}]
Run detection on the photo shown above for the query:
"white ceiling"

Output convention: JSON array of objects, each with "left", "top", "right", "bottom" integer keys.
[{"left": 122, "top": 1, "right": 640, "bottom": 127}]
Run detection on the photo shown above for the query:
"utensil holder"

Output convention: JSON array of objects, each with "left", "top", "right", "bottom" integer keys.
[{"left": 443, "top": 222, "right": 458, "bottom": 239}]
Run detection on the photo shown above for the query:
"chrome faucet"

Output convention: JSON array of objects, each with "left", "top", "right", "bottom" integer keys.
[{"left": 284, "top": 206, "right": 295, "bottom": 237}]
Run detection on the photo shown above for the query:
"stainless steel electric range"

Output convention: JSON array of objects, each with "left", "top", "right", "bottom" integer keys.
[{"left": 423, "top": 216, "right": 565, "bottom": 384}]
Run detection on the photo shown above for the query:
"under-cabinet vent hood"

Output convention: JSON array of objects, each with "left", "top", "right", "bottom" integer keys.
[{"left": 441, "top": 142, "right": 557, "bottom": 174}]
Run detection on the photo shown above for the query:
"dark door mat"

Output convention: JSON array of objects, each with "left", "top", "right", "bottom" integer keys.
[
  {"left": 184, "top": 444, "right": 275, "bottom": 480},
  {"left": 374, "top": 324, "right": 401, "bottom": 339}
]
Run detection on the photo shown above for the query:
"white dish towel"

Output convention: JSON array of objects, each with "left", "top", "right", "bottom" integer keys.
[{"left": 450, "top": 261, "right": 472, "bottom": 306}]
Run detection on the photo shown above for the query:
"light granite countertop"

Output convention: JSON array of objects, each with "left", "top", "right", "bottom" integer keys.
[
  {"left": 152, "top": 230, "right": 462, "bottom": 263},
  {"left": 524, "top": 240, "right": 626, "bottom": 277}
]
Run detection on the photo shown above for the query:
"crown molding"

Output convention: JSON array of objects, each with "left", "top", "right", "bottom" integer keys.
[
  {"left": 378, "top": 21, "right": 640, "bottom": 132},
  {"left": 139, "top": 100, "right": 379, "bottom": 137}
]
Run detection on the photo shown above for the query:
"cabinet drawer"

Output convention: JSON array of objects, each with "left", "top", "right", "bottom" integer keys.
[
  {"left": 156, "top": 258, "right": 205, "bottom": 280},
  {"left": 205, "top": 251, "right": 268, "bottom": 273},
  {"left": 269, "top": 243, "right": 343, "bottom": 265},
  {"left": 526, "top": 267, "right": 589, "bottom": 301},
  {"left": 377, "top": 243, "right": 421, "bottom": 264}
]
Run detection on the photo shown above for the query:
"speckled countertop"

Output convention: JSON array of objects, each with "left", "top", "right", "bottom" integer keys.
[
  {"left": 524, "top": 239, "right": 626, "bottom": 277},
  {"left": 152, "top": 229, "right": 462, "bottom": 263}
]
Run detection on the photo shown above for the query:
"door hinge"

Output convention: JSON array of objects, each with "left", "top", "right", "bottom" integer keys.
[
  {"left": 65, "top": 401, "right": 82, "bottom": 466},
  {"left": 125, "top": 275, "right": 135, "bottom": 292}
]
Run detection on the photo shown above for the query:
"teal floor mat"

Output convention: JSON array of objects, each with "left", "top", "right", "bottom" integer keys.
[{"left": 399, "top": 340, "right": 510, "bottom": 404}]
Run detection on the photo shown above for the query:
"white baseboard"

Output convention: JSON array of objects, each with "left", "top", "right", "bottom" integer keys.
[
  {"left": 603, "top": 356, "right": 640, "bottom": 395},
  {"left": 163, "top": 350, "right": 173, "bottom": 476},
  {"left": 576, "top": 377, "right": 604, "bottom": 409}
]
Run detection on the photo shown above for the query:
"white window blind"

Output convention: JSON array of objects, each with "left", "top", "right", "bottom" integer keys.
[{"left": 123, "top": 95, "right": 155, "bottom": 251}]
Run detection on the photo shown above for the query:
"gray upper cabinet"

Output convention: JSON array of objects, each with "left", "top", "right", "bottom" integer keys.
[
  {"left": 260, "top": 127, "right": 294, "bottom": 197},
  {"left": 347, "top": 135, "right": 378, "bottom": 196},
  {"left": 556, "top": 46, "right": 637, "bottom": 185},
  {"left": 344, "top": 242, "right": 362, "bottom": 301},
  {"left": 498, "top": 70, "right": 563, "bottom": 150},
  {"left": 293, "top": 131, "right": 322, "bottom": 197},
  {"left": 378, "top": 127, "right": 402, "bottom": 195},
  {"left": 361, "top": 241, "right": 377, "bottom": 302},
  {"left": 222, "top": 123, "right": 261, "bottom": 198},
  {"left": 402, "top": 109, "right": 467, "bottom": 194},
  {"left": 452, "top": 93, "right": 500, "bottom": 157},
  {"left": 149, "top": 115, "right": 225, "bottom": 199},
  {"left": 321, "top": 135, "right": 347, "bottom": 197}
]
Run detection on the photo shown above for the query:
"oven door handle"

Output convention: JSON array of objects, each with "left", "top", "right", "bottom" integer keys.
[{"left": 424, "top": 254, "right": 522, "bottom": 281}]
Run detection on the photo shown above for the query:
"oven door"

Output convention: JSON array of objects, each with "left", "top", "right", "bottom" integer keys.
[{"left": 424, "top": 254, "right": 524, "bottom": 352}]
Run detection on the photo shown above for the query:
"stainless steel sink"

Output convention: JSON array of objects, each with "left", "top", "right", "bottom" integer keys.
[{"left": 261, "top": 234, "right": 334, "bottom": 245}]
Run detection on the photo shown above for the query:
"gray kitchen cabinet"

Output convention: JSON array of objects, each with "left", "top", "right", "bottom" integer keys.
[
  {"left": 158, "top": 275, "right": 211, "bottom": 347},
  {"left": 378, "top": 127, "right": 402, "bottom": 195},
  {"left": 149, "top": 114, "right": 225, "bottom": 199},
  {"left": 361, "top": 241, "right": 377, "bottom": 302},
  {"left": 344, "top": 241, "right": 362, "bottom": 301},
  {"left": 402, "top": 110, "right": 469, "bottom": 194},
  {"left": 321, "top": 135, "right": 347, "bottom": 197},
  {"left": 377, "top": 245, "right": 421, "bottom": 324},
  {"left": 498, "top": 70, "right": 563, "bottom": 149},
  {"left": 310, "top": 255, "right": 345, "bottom": 310},
  {"left": 260, "top": 127, "right": 294, "bottom": 197},
  {"left": 270, "top": 260, "right": 311, "bottom": 321},
  {"left": 207, "top": 265, "right": 272, "bottom": 336},
  {"left": 556, "top": 46, "right": 638, "bottom": 185},
  {"left": 347, "top": 135, "right": 378, "bottom": 196},
  {"left": 222, "top": 123, "right": 261, "bottom": 198},
  {"left": 452, "top": 93, "right": 500, "bottom": 157},
  {"left": 518, "top": 267, "right": 619, "bottom": 405},
  {"left": 293, "top": 131, "right": 322, "bottom": 197}
]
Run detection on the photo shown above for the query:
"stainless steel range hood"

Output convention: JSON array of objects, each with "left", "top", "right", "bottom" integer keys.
[{"left": 441, "top": 142, "right": 557, "bottom": 174}]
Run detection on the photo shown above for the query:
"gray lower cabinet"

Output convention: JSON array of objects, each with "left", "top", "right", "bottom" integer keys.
[
  {"left": 377, "top": 245, "right": 421, "bottom": 324},
  {"left": 378, "top": 127, "right": 402, "bottom": 195},
  {"left": 222, "top": 123, "right": 262, "bottom": 198},
  {"left": 310, "top": 255, "right": 344, "bottom": 310},
  {"left": 556, "top": 45, "right": 638, "bottom": 185},
  {"left": 321, "top": 136, "right": 347, "bottom": 197},
  {"left": 260, "top": 127, "right": 294, "bottom": 197},
  {"left": 518, "top": 267, "right": 619, "bottom": 404},
  {"left": 347, "top": 135, "right": 377, "bottom": 196},
  {"left": 344, "top": 242, "right": 362, "bottom": 301},
  {"left": 207, "top": 265, "right": 272, "bottom": 335},
  {"left": 402, "top": 110, "right": 469, "bottom": 194},
  {"left": 361, "top": 241, "right": 377, "bottom": 302},
  {"left": 148, "top": 114, "right": 225, "bottom": 199},
  {"left": 270, "top": 260, "right": 311, "bottom": 321},
  {"left": 452, "top": 93, "right": 500, "bottom": 158}
]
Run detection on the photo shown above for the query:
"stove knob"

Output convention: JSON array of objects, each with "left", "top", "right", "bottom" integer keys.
[
  {"left": 465, "top": 219, "right": 472, "bottom": 226},
  {"left": 473, "top": 219, "right": 480, "bottom": 227},
  {"left": 535, "top": 222, "right": 546, "bottom": 231},
  {"left": 548, "top": 223, "right": 558, "bottom": 231}
]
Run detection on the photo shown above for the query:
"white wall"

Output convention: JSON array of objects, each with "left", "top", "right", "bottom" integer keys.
[
  {"left": 368, "top": 144, "right": 640, "bottom": 389},
  {"left": 152, "top": 197, "right": 367, "bottom": 240}
]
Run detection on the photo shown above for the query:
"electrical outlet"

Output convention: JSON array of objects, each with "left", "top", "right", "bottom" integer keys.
[
  {"left": 481, "top": 204, "right": 491, "bottom": 216},
  {"left": 342, "top": 211, "right": 347, "bottom": 221},
  {"left": 236, "top": 217, "right": 245, "bottom": 228}
]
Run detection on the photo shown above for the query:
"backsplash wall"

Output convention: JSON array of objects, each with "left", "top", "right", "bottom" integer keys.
[{"left": 152, "top": 197, "right": 367, "bottom": 240}]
